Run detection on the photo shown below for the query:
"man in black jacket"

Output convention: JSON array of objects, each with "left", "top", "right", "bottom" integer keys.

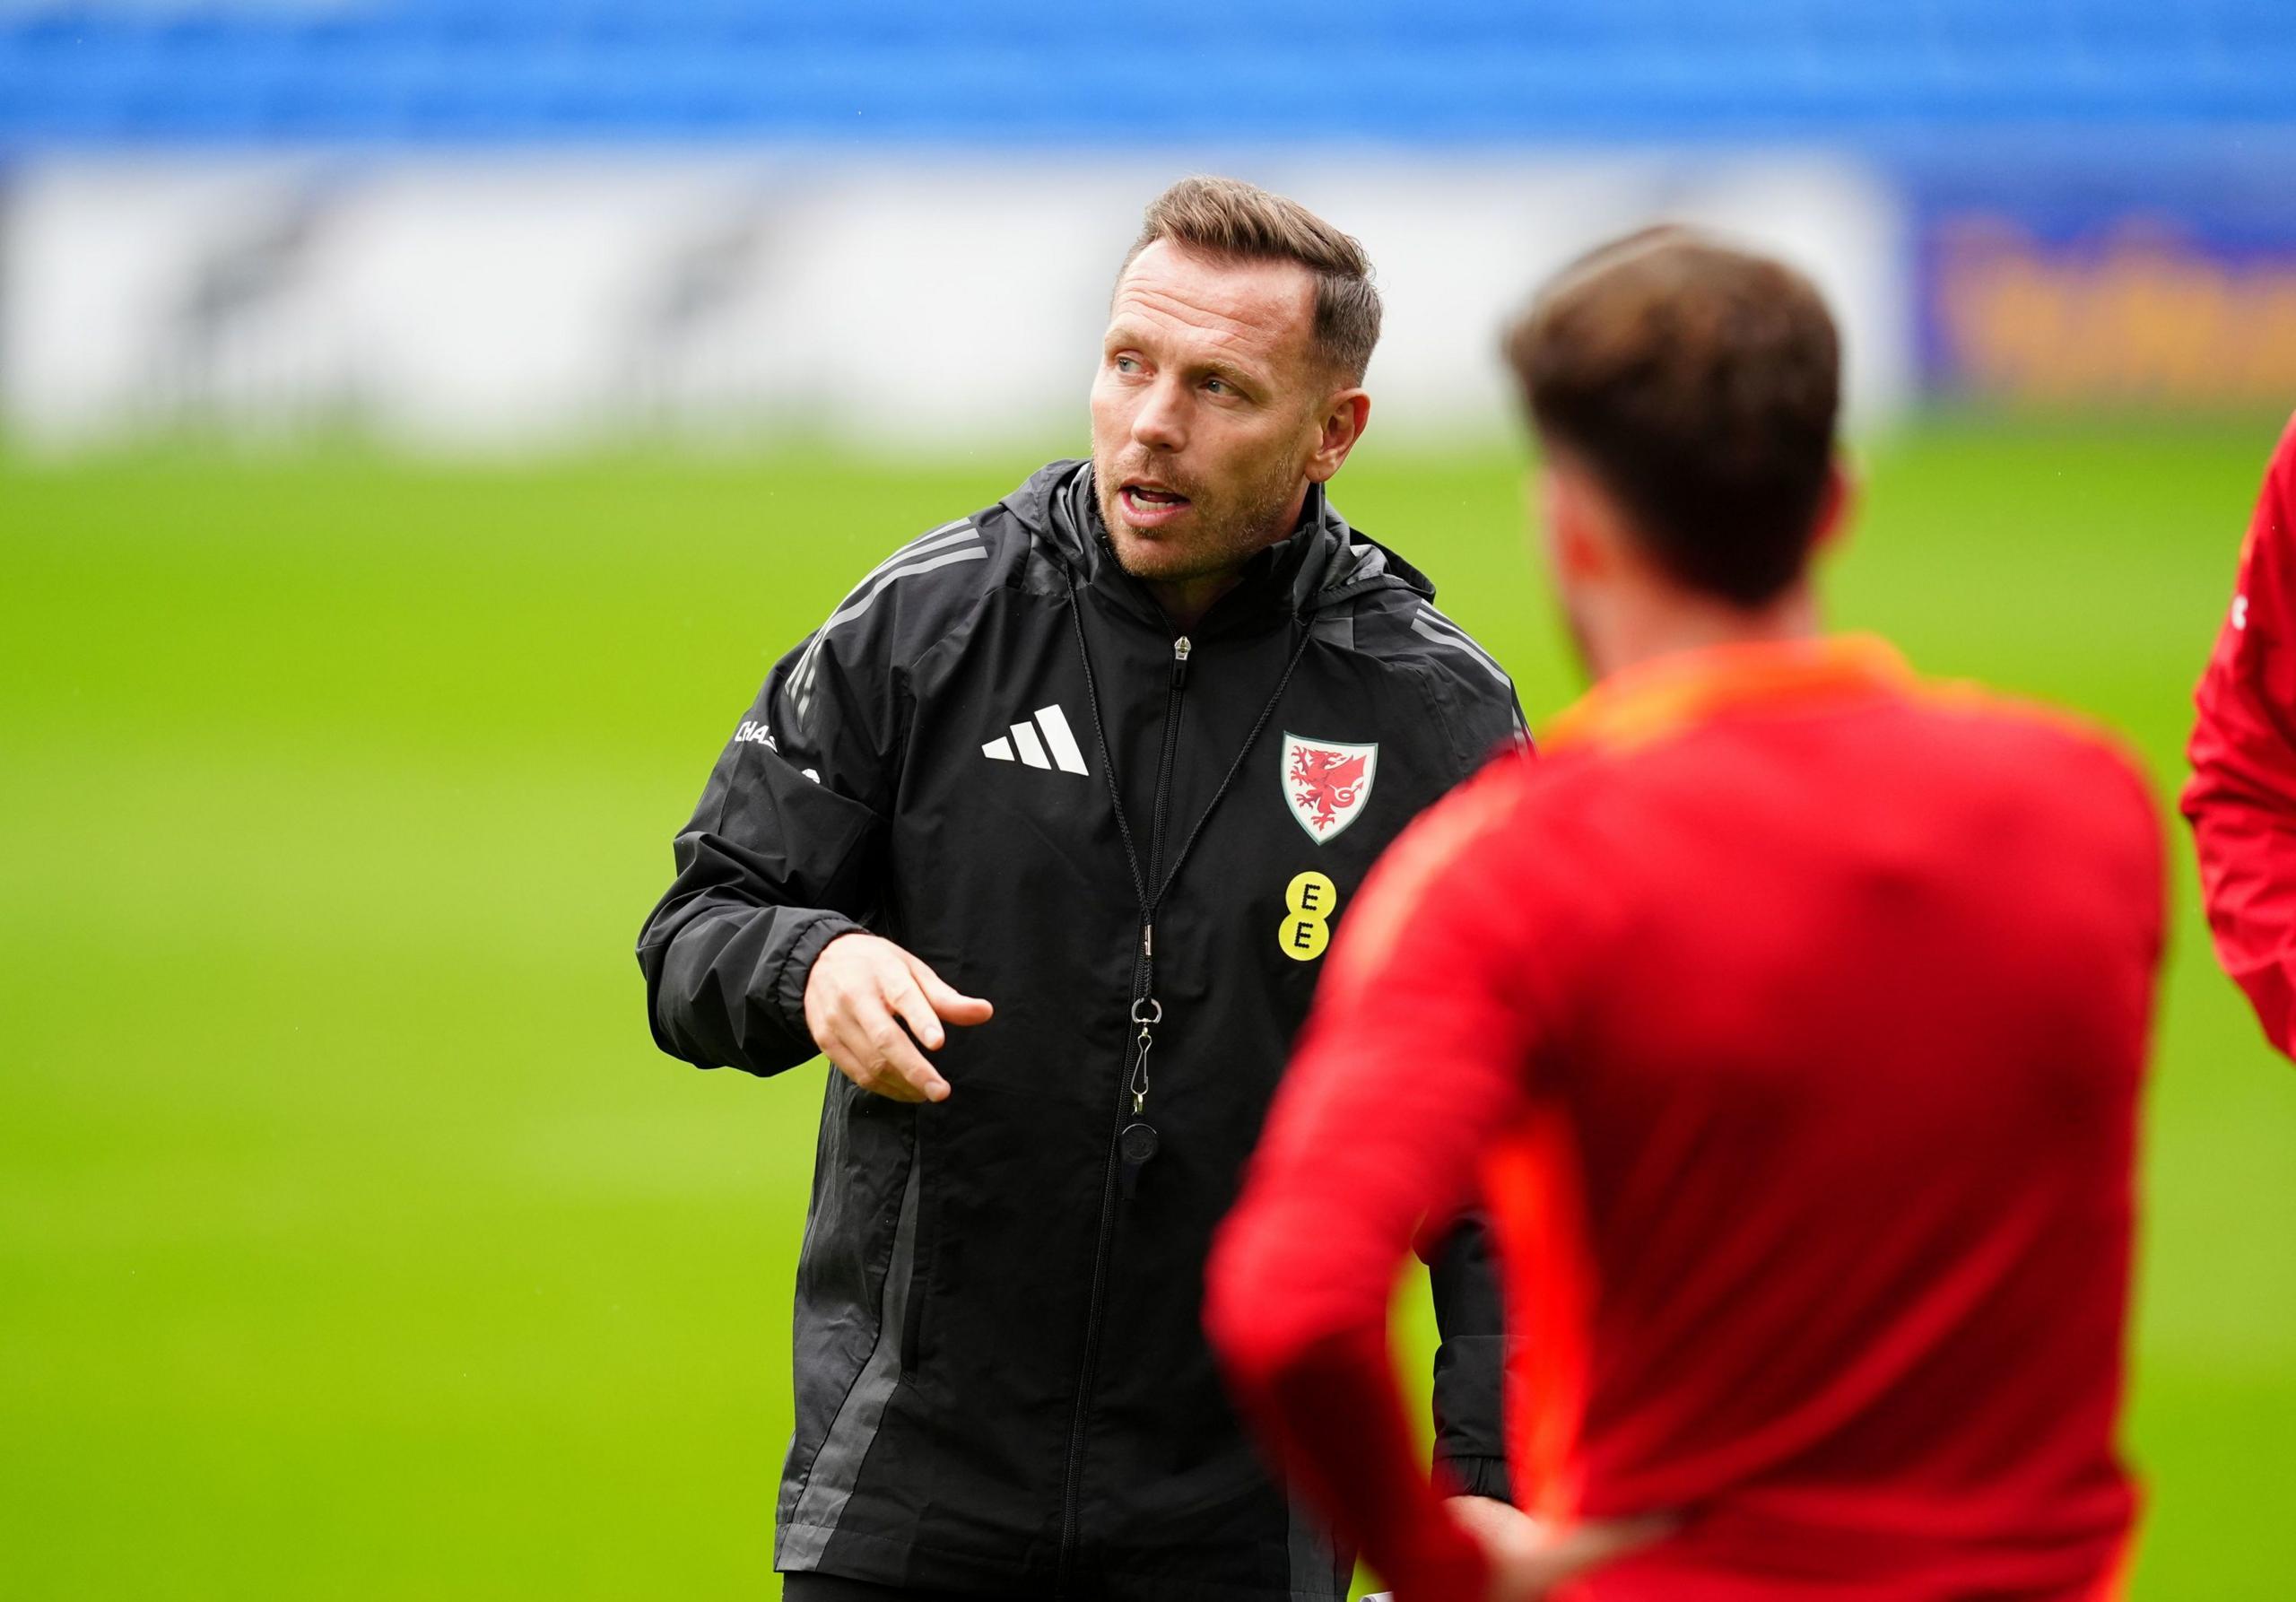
[{"left": 639, "top": 177, "right": 1527, "bottom": 1601}]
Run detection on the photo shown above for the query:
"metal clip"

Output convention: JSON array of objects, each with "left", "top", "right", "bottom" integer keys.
[{"left": 1129, "top": 997, "right": 1161, "bottom": 1114}]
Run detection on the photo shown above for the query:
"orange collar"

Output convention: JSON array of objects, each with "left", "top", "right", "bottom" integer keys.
[{"left": 1544, "top": 634, "right": 1915, "bottom": 754}]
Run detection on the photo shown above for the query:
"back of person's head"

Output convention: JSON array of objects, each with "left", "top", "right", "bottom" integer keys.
[{"left": 1503, "top": 228, "right": 1841, "bottom": 607}]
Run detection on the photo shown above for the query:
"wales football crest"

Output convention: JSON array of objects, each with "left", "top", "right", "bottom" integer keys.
[{"left": 1282, "top": 734, "right": 1379, "bottom": 844}]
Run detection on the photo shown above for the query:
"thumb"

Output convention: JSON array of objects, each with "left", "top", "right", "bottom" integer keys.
[{"left": 906, "top": 954, "right": 994, "bottom": 1026}]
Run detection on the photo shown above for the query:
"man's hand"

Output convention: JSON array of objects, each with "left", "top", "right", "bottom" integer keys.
[
  {"left": 1445, "top": 1496, "right": 1674, "bottom": 1602},
  {"left": 803, "top": 933, "right": 993, "bottom": 1102}
]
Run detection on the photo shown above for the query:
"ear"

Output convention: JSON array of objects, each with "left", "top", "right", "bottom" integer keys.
[
  {"left": 1808, "top": 458, "right": 1857, "bottom": 554},
  {"left": 1541, "top": 461, "right": 1612, "bottom": 584},
  {"left": 1304, "top": 388, "right": 1371, "bottom": 483}
]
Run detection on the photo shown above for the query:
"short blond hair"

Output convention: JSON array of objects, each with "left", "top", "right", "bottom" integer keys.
[{"left": 1124, "top": 175, "right": 1381, "bottom": 383}]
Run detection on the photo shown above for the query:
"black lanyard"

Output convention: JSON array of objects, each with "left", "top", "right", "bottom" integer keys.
[{"left": 1061, "top": 567, "right": 1313, "bottom": 1174}]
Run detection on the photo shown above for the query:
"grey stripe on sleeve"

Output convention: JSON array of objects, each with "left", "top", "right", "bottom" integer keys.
[
  {"left": 788, "top": 522, "right": 980, "bottom": 701},
  {"left": 778, "top": 1145, "right": 925, "bottom": 1569},
  {"left": 1411, "top": 615, "right": 1512, "bottom": 687},
  {"left": 868, "top": 518, "right": 974, "bottom": 577},
  {"left": 790, "top": 541, "right": 988, "bottom": 721},
  {"left": 1415, "top": 606, "right": 1510, "bottom": 676},
  {"left": 816, "top": 539, "right": 986, "bottom": 640}
]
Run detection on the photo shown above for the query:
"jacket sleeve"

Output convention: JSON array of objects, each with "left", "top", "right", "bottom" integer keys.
[
  {"left": 1421, "top": 1215, "right": 1514, "bottom": 1501},
  {"left": 2185, "top": 412, "right": 2296, "bottom": 1058},
  {"left": 636, "top": 585, "right": 910, "bottom": 1077}
]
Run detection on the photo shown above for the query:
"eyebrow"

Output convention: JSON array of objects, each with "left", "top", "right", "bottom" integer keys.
[{"left": 1103, "top": 322, "right": 1269, "bottom": 390}]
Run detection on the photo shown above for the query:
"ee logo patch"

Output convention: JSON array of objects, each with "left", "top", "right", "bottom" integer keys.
[{"left": 1279, "top": 871, "right": 1340, "bottom": 962}]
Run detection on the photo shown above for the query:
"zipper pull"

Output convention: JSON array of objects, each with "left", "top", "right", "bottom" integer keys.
[{"left": 1172, "top": 635, "right": 1192, "bottom": 688}]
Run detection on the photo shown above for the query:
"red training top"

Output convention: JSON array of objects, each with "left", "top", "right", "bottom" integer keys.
[
  {"left": 1207, "top": 636, "right": 2162, "bottom": 1602},
  {"left": 2186, "top": 409, "right": 2296, "bottom": 1056}
]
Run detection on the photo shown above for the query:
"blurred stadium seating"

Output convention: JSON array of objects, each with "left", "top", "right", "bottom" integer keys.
[{"left": 0, "top": 0, "right": 2291, "bottom": 145}]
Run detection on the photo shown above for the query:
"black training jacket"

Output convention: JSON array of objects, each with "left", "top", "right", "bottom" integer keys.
[{"left": 638, "top": 460, "right": 1526, "bottom": 1600}]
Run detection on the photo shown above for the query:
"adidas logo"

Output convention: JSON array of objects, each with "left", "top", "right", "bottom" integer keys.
[{"left": 983, "top": 704, "right": 1090, "bottom": 776}]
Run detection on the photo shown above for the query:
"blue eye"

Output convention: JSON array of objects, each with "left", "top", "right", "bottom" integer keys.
[{"left": 1205, "top": 377, "right": 1229, "bottom": 395}]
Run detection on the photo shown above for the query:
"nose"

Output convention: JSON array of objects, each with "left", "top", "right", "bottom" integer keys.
[{"left": 1131, "top": 376, "right": 1187, "bottom": 454}]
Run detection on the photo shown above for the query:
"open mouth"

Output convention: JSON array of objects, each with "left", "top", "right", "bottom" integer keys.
[{"left": 1120, "top": 483, "right": 1192, "bottom": 521}]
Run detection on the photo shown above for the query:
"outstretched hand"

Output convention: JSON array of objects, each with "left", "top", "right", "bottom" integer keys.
[
  {"left": 803, "top": 933, "right": 994, "bottom": 1102},
  {"left": 1445, "top": 1495, "right": 1674, "bottom": 1602}
]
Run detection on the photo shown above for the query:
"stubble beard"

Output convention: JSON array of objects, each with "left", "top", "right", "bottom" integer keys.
[{"left": 1093, "top": 451, "right": 1309, "bottom": 587}]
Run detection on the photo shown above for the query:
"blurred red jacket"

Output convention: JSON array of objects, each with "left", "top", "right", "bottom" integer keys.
[
  {"left": 2185, "top": 411, "right": 2296, "bottom": 1056},
  {"left": 1207, "top": 636, "right": 2162, "bottom": 1602}
]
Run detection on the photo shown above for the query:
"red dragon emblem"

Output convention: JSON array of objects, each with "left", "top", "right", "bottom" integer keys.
[{"left": 1284, "top": 738, "right": 1378, "bottom": 840}]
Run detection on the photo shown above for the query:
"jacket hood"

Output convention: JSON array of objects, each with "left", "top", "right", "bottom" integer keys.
[{"left": 997, "top": 458, "right": 1436, "bottom": 625}]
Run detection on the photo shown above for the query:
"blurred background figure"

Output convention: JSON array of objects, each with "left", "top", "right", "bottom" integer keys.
[
  {"left": 2187, "top": 419, "right": 2296, "bottom": 1058},
  {"left": 4, "top": 5, "right": 2294, "bottom": 1600}
]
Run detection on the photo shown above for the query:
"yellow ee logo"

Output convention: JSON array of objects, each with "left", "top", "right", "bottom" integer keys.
[{"left": 1278, "top": 871, "right": 1339, "bottom": 962}]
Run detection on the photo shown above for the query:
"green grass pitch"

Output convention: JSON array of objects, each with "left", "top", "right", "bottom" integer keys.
[{"left": 5, "top": 418, "right": 2295, "bottom": 1597}]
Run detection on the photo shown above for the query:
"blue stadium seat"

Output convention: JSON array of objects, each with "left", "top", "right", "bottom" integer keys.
[{"left": 0, "top": 0, "right": 2285, "bottom": 147}]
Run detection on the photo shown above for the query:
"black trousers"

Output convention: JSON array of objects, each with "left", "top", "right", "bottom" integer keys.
[{"left": 782, "top": 1576, "right": 1018, "bottom": 1602}]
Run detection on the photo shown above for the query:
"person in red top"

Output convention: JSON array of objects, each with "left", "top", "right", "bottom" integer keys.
[
  {"left": 1205, "top": 231, "right": 2165, "bottom": 1601},
  {"left": 2185, "top": 411, "right": 2296, "bottom": 1056}
]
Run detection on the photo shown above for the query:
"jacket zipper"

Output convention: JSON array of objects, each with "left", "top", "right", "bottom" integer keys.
[{"left": 1057, "top": 632, "right": 1191, "bottom": 1589}]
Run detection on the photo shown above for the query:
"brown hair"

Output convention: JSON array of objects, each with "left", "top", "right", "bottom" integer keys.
[
  {"left": 1125, "top": 176, "right": 1382, "bottom": 384},
  {"left": 1504, "top": 228, "right": 1841, "bottom": 607}
]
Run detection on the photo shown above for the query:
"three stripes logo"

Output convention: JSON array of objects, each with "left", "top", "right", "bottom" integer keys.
[{"left": 983, "top": 705, "right": 1090, "bottom": 777}]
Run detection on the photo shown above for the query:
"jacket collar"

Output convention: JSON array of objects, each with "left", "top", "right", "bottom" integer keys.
[{"left": 1003, "top": 458, "right": 1432, "bottom": 634}]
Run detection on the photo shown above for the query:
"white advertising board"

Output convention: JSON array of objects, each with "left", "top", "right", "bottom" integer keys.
[{"left": 2, "top": 152, "right": 1908, "bottom": 454}]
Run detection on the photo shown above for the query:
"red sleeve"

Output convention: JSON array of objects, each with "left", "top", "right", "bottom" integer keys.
[
  {"left": 1205, "top": 764, "right": 1584, "bottom": 1602},
  {"left": 2185, "top": 411, "right": 2296, "bottom": 1057}
]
